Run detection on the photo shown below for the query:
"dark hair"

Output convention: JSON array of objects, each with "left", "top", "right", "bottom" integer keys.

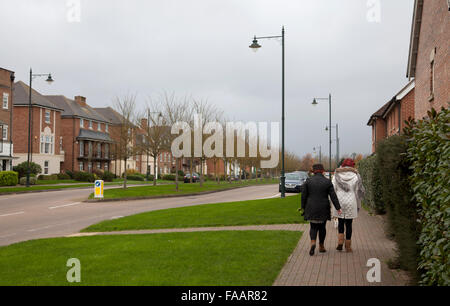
[{"left": 312, "top": 164, "right": 325, "bottom": 173}]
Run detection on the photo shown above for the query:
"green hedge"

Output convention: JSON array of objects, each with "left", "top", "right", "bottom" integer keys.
[
  {"left": 376, "top": 135, "right": 419, "bottom": 280},
  {"left": 13, "top": 162, "right": 41, "bottom": 178},
  {"left": 0, "top": 171, "right": 19, "bottom": 186},
  {"left": 57, "top": 173, "right": 71, "bottom": 180},
  {"left": 38, "top": 174, "right": 58, "bottom": 180},
  {"left": 73, "top": 171, "right": 95, "bottom": 182},
  {"left": 358, "top": 155, "right": 384, "bottom": 214},
  {"left": 404, "top": 108, "right": 450, "bottom": 286},
  {"left": 125, "top": 175, "right": 144, "bottom": 181},
  {"left": 101, "top": 171, "right": 115, "bottom": 182}
]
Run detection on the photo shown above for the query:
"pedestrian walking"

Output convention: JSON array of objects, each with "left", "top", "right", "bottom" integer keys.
[
  {"left": 331, "top": 158, "right": 365, "bottom": 252},
  {"left": 301, "top": 164, "right": 342, "bottom": 256}
]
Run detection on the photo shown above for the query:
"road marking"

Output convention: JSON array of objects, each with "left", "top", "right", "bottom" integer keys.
[
  {"left": 0, "top": 211, "right": 25, "bottom": 217},
  {"left": 260, "top": 193, "right": 281, "bottom": 199},
  {"left": 110, "top": 216, "right": 123, "bottom": 220},
  {"left": 48, "top": 202, "right": 81, "bottom": 210},
  {"left": 0, "top": 233, "right": 16, "bottom": 239},
  {"left": 27, "top": 225, "right": 52, "bottom": 232}
]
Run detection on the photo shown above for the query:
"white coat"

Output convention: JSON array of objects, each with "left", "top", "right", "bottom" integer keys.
[{"left": 331, "top": 167, "right": 365, "bottom": 219}]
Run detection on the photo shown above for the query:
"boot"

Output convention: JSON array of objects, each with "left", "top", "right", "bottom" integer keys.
[
  {"left": 319, "top": 243, "right": 326, "bottom": 253},
  {"left": 345, "top": 240, "right": 352, "bottom": 252},
  {"left": 309, "top": 240, "right": 316, "bottom": 256},
  {"left": 336, "top": 233, "right": 344, "bottom": 251}
]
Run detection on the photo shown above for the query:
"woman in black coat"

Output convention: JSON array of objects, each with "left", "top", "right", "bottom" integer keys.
[{"left": 301, "top": 164, "right": 342, "bottom": 256}]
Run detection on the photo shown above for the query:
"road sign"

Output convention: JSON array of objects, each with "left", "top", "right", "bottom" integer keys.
[{"left": 94, "top": 180, "right": 104, "bottom": 198}]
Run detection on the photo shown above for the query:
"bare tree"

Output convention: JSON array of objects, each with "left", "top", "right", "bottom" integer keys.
[{"left": 112, "top": 94, "right": 138, "bottom": 189}]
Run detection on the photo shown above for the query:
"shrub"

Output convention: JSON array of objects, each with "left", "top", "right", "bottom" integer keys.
[
  {"left": 126, "top": 174, "right": 144, "bottom": 181},
  {"left": 57, "top": 173, "right": 71, "bottom": 180},
  {"left": 19, "top": 176, "right": 37, "bottom": 185},
  {"left": 13, "top": 162, "right": 42, "bottom": 178},
  {"left": 376, "top": 135, "right": 419, "bottom": 281},
  {"left": 38, "top": 174, "right": 58, "bottom": 180},
  {"left": 404, "top": 108, "right": 450, "bottom": 286},
  {"left": 358, "top": 155, "right": 384, "bottom": 214},
  {"left": 73, "top": 171, "right": 95, "bottom": 182},
  {"left": 101, "top": 171, "right": 115, "bottom": 182},
  {"left": 122, "top": 169, "right": 139, "bottom": 178},
  {"left": 65, "top": 170, "right": 74, "bottom": 179},
  {"left": 0, "top": 171, "right": 18, "bottom": 186}
]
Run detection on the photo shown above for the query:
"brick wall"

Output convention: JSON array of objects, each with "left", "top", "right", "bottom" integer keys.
[
  {"left": 400, "top": 88, "right": 415, "bottom": 130},
  {"left": 414, "top": 1, "right": 450, "bottom": 119},
  {"left": 0, "top": 69, "right": 13, "bottom": 143}
]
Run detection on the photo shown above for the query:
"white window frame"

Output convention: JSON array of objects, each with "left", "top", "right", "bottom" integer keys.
[
  {"left": 105, "top": 124, "right": 109, "bottom": 132},
  {"left": 44, "top": 161, "right": 49, "bottom": 174},
  {"left": 79, "top": 162, "right": 84, "bottom": 171},
  {"left": 2, "top": 125, "right": 8, "bottom": 141},
  {"left": 80, "top": 118, "right": 84, "bottom": 128},
  {"left": 3, "top": 93, "right": 9, "bottom": 109},
  {"left": 97, "top": 122, "right": 101, "bottom": 131},
  {"left": 89, "top": 120, "right": 93, "bottom": 129},
  {"left": 79, "top": 140, "right": 84, "bottom": 156},
  {"left": 45, "top": 110, "right": 51, "bottom": 123}
]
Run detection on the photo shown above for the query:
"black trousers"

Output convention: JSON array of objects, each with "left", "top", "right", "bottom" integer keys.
[
  {"left": 338, "top": 218, "right": 353, "bottom": 240},
  {"left": 309, "top": 222, "right": 326, "bottom": 244}
]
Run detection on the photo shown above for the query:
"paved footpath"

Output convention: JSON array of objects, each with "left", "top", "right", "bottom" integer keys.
[{"left": 72, "top": 208, "right": 410, "bottom": 286}]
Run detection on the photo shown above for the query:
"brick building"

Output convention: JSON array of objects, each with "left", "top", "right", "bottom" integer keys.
[
  {"left": 45, "top": 95, "right": 112, "bottom": 173},
  {"left": 367, "top": 80, "right": 415, "bottom": 153},
  {"left": 0, "top": 68, "right": 15, "bottom": 171},
  {"left": 407, "top": 0, "right": 449, "bottom": 119},
  {"left": 12, "top": 81, "right": 65, "bottom": 174}
]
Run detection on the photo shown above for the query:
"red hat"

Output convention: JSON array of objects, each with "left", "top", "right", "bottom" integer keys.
[{"left": 341, "top": 158, "right": 355, "bottom": 168}]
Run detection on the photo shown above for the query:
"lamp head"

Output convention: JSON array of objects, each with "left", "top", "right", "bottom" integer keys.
[
  {"left": 312, "top": 98, "right": 318, "bottom": 106},
  {"left": 46, "top": 74, "right": 54, "bottom": 84},
  {"left": 249, "top": 36, "right": 261, "bottom": 52},
  {"left": 10, "top": 72, "right": 15, "bottom": 83}
]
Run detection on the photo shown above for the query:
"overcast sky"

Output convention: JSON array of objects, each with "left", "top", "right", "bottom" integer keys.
[{"left": 1, "top": 0, "right": 414, "bottom": 158}]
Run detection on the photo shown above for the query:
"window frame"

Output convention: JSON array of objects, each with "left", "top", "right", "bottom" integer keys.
[
  {"left": 3, "top": 93, "right": 9, "bottom": 109},
  {"left": 45, "top": 110, "right": 51, "bottom": 123}
]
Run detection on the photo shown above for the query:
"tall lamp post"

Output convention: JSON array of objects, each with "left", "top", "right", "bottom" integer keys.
[
  {"left": 249, "top": 26, "right": 286, "bottom": 198},
  {"left": 312, "top": 94, "right": 332, "bottom": 172},
  {"left": 326, "top": 123, "right": 339, "bottom": 167},
  {"left": 27, "top": 69, "right": 54, "bottom": 187}
]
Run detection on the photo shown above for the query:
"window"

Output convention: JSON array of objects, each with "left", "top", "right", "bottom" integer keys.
[
  {"left": 80, "top": 118, "right": 84, "bottom": 128},
  {"left": 97, "top": 143, "right": 101, "bottom": 158},
  {"left": 3, "top": 93, "right": 9, "bottom": 109},
  {"left": 79, "top": 140, "right": 84, "bottom": 156},
  {"left": 105, "top": 124, "right": 109, "bottom": 132},
  {"left": 88, "top": 162, "right": 92, "bottom": 172},
  {"left": 60, "top": 136, "right": 63, "bottom": 152},
  {"left": 45, "top": 110, "right": 50, "bottom": 123},
  {"left": 97, "top": 122, "right": 101, "bottom": 131},
  {"left": 2, "top": 125, "right": 7, "bottom": 141},
  {"left": 42, "top": 135, "right": 53, "bottom": 154},
  {"left": 44, "top": 161, "right": 49, "bottom": 174},
  {"left": 105, "top": 144, "right": 109, "bottom": 158},
  {"left": 97, "top": 162, "right": 101, "bottom": 169},
  {"left": 88, "top": 142, "right": 92, "bottom": 156},
  {"left": 79, "top": 162, "right": 84, "bottom": 171},
  {"left": 429, "top": 47, "right": 436, "bottom": 101},
  {"left": 104, "top": 163, "right": 108, "bottom": 171},
  {"left": 89, "top": 120, "right": 93, "bottom": 129}
]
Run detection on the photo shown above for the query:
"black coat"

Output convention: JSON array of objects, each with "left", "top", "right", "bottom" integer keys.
[{"left": 301, "top": 173, "right": 341, "bottom": 222}]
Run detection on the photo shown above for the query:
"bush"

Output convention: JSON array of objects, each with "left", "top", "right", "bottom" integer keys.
[
  {"left": 65, "top": 170, "right": 74, "bottom": 179},
  {"left": 162, "top": 174, "right": 183, "bottom": 181},
  {"left": 122, "top": 169, "right": 139, "bottom": 178},
  {"left": 73, "top": 171, "right": 95, "bottom": 182},
  {"left": 0, "top": 171, "right": 18, "bottom": 186},
  {"left": 126, "top": 174, "right": 144, "bottom": 181},
  {"left": 19, "top": 176, "right": 37, "bottom": 185},
  {"left": 57, "top": 173, "right": 71, "bottom": 180},
  {"left": 38, "top": 174, "right": 58, "bottom": 180},
  {"left": 376, "top": 135, "right": 419, "bottom": 281},
  {"left": 404, "top": 108, "right": 450, "bottom": 286},
  {"left": 13, "top": 162, "right": 42, "bottom": 178},
  {"left": 101, "top": 171, "right": 115, "bottom": 182},
  {"left": 358, "top": 155, "right": 384, "bottom": 214}
]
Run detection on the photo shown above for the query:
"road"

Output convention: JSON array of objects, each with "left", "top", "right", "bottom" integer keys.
[{"left": 0, "top": 184, "right": 280, "bottom": 246}]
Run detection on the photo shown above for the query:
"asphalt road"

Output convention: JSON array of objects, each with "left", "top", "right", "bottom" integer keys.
[{"left": 0, "top": 184, "right": 281, "bottom": 246}]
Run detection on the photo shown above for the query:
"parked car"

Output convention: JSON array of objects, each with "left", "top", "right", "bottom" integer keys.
[
  {"left": 279, "top": 172, "right": 308, "bottom": 193},
  {"left": 184, "top": 172, "right": 200, "bottom": 183}
]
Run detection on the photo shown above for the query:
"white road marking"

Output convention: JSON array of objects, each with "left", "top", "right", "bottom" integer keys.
[
  {"left": 27, "top": 225, "right": 52, "bottom": 232},
  {"left": 0, "top": 233, "right": 16, "bottom": 239},
  {"left": 48, "top": 202, "right": 81, "bottom": 210},
  {"left": 110, "top": 216, "right": 123, "bottom": 220},
  {"left": 0, "top": 211, "right": 25, "bottom": 217},
  {"left": 260, "top": 193, "right": 281, "bottom": 199}
]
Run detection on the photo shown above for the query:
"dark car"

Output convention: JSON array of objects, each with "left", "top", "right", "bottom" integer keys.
[
  {"left": 184, "top": 172, "right": 200, "bottom": 183},
  {"left": 279, "top": 172, "right": 308, "bottom": 193}
]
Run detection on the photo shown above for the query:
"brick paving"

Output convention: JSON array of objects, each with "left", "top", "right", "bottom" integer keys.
[{"left": 69, "top": 209, "right": 410, "bottom": 286}]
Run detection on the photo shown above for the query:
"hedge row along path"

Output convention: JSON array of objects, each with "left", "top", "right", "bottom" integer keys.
[{"left": 72, "top": 209, "right": 410, "bottom": 286}]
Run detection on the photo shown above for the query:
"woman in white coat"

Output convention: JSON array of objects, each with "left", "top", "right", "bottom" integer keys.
[{"left": 331, "top": 158, "right": 365, "bottom": 252}]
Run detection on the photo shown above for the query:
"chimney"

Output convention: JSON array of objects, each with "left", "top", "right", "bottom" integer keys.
[
  {"left": 74, "top": 96, "right": 86, "bottom": 107},
  {"left": 141, "top": 118, "right": 148, "bottom": 129}
]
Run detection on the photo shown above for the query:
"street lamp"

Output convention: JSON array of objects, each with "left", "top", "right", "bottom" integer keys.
[
  {"left": 313, "top": 146, "right": 322, "bottom": 164},
  {"left": 312, "top": 94, "right": 332, "bottom": 172},
  {"left": 249, "top": 26, "right": 286, "bottom": 198},
  {"left": 27, "top": 69, "right": 54, "bottom": 187},
  {"left": 325, "top": 124, "right": 339, "bottom": 167},
  {"left": 146, "top": 111, "right": 162, "bottom": 182}
]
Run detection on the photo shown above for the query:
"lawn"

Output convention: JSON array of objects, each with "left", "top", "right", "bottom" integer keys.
[
  {"left": 88, "top": 178, "right": 278, "bottom": 200},
  {"left": 84, "top": 195, "right": 304, "bottom": 232},
  {"left": 0, "top": 231, "right": 301, "bottom": 286}
]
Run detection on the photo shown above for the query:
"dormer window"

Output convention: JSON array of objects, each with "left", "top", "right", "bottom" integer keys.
[
  {"left": 89, "top": 120, "right": 93, "bottom": 129},
  {"left": 105, "top": 124, "right": 109, "bottom": 132},
  {"left": 97, "top": 122, "right": 101, "bottom": 131},
  {"left": 80, "top": 118, "right": 84, "bottom": 128}
]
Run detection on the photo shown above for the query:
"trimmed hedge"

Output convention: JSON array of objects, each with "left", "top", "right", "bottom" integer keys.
[
  {"left": 57, "top": 173, "right": 71, "bottom": 180},
  {"left": 73, "top": 171, "right": 95, "bottom": 182},
  {"left": 162, "top": 174, "right": 184, "bottom": 181},
  {"left": 38, "top": 174, "right": 58, "bottom": 180},
  {"left": 125, "top": 175, "right": 144, "bottom": 181},
  {"left": 101, "top": 171, "right": 115, "bottom": 182},
  {"left": 404, "top": 108, "right": 450, "bottom": 286},
  {"left": 0, "top": 171, "right": 19, "bottom": 186},
  {"left": 358, "top": 155, "right": 384, "bottom": 214},
  {"left": 19, "top": 176, "right": 37, "bottom": 185}
]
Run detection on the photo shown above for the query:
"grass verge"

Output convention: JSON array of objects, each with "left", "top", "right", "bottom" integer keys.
[
  {"left": 0, "top": 231, "right": 301, "bottom": 286},
  {"left": 83, "top": 195, "right": 304, "bottom": 232}
]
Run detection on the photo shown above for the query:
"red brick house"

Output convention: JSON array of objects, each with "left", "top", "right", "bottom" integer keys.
[
  {"left": 407, "top": 0, "right": 449, "bottom": 119},
  {"left": 367, "top": 80, "right": 415, "bottom": 153},
  {"left": 0, "top": 68, "right": 15, "bottom": 171},
  {"left": 12, "top": 81, "right": 65, "bottom": 174},
  {"left": 45, "top": 95, "right": 112, "bottom": 173}
]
